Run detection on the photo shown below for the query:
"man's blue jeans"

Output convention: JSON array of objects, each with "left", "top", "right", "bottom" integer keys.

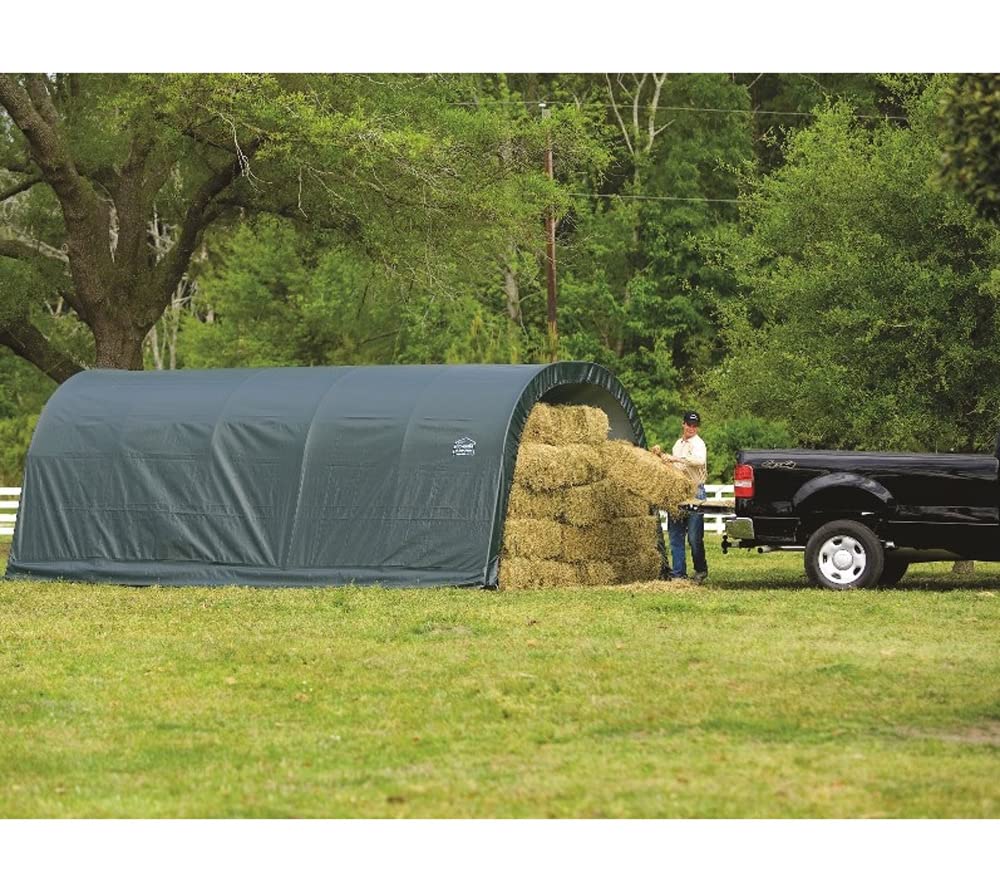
[{"left": 669, "top": 483, "right": 707, "bottom": 579}]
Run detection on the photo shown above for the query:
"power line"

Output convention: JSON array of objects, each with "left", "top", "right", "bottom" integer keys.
[
  {"left": 449, "top": 99, "right": 907, "bottom": 122},
  {"left": 568, "top": 192, "right": 745, "bottom": 204}
]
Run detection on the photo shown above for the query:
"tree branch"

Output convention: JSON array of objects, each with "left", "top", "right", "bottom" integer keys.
[
  {"left": 0, "top": 157, "right": 36, "bottom": 175},
  {"left": 605, "top": 74, "right": 634, "bottom": 157},
  {"left": 0, "top": 74, "right": 114, "bottom": 308},
  {"left": 632, "top": 73, "right": 647, "bottom": 148},
  {"left": 0, "top": 237, "right": 67, "bottom": 264},
  {"left": 112, "top": 135, "right": 156, "bottom": 270},
  {"left": 0, "top": 238, "right": 86, "bottom": 318},
  {"left": 0, "top": 174, "right": 43, "bottom": 203},
  {"left": 646, "top": 74, "right": 667, "bottom": 153},
  {"left": 0, "top": 315, "right": 83, "bottom": 383},
  {"left": 24, "top": 74, "right": 60, "bottom": 132},
  {"left": 156, "top": 137, "right": 263, "bottom": 306}
]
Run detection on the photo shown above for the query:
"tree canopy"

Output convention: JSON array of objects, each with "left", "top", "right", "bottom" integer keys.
[
  {"left": 941, "top": 73, "right": 1000, "bottom": 223},
  {"left": 710, "top": 79, "right": 1000, "bottom": 452},
  {"left": 4, "top": 72, "right": 1000, "bottom": 484},
  {"left": 0, "top": 73, "right": 592, "bottom": 376}
]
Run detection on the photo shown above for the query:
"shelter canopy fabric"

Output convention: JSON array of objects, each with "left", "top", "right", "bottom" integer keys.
[{"left": 6, "top": 362, "right": 644, "bottom": 587}]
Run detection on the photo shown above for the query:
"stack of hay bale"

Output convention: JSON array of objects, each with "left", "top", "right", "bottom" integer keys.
[{"left": 499, "top": 402, "right": 695, "bottom": 588}]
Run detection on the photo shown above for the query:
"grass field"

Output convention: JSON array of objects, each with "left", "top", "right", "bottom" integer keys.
[{"left": 0, "top": 538, "right": 998, "bottom": 818}]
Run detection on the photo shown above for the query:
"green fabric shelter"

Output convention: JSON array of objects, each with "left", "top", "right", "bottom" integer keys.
[{"left": 6, "top": 362, "right": 647, "bottom": 587}]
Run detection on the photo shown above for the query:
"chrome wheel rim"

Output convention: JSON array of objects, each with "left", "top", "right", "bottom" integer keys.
[{"left": 817, "top": 534, "right": 867, "bottom": 585}]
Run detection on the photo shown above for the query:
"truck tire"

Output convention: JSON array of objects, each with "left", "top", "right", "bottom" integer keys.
[
  {"left": 804, "top": 520, "right": 885, "bottom": 590},
  {"left": 878, "top": 557, "right": 909, "bottom": 587}
]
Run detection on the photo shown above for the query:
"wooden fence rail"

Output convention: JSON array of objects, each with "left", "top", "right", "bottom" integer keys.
[
  {"left": 660, "top": 484, "right": 735, "bottom": 534},
  {"left": 0, "top": 487, "right": 19, "bottom": 537},
  {"left": 0, "top": 484, "right": 738, "bottom": 539}
]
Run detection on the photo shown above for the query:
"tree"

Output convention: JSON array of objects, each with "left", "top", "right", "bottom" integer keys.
[
  {"left": 941, "top": 73, "right": 1000, "bottom": 222},
  {"left": 0, "top": 74, "right": 575, "bottom": 380},
  {"left": 710, "top": 80, "right": 1000, "bottom": 452},
  {"left": 555, "top": 73, "right": 753, "bottom": 443}
]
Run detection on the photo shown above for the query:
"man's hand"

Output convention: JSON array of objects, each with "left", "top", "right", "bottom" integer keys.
[{"left": 651, "top": 444, "right": 678, "bottom": 464}]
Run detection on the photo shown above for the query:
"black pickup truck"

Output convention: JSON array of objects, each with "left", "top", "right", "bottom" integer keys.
[{"left": 721, "top": 448, "right": 999, "bottom": 589}]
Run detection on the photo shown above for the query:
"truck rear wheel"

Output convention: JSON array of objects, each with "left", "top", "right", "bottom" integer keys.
[{"left": 804, "top": 520, "right": 884, "bottom": 590}]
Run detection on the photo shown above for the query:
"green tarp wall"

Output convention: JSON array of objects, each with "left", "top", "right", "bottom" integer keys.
[{"left": 6, "top": 362, "right": 645, "bottom": 587}]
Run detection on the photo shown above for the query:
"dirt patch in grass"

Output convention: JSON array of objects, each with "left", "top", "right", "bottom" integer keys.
[{"left": 896, "top": 721, "right": 1000, "bottom": 746}]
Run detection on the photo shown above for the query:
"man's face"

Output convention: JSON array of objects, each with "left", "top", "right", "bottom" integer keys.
[{"left": 682, "top": 421, "right": 699, "bottom": 440}]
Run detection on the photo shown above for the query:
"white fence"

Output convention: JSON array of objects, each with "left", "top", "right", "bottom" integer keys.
[
  {"left": 0, "top": 487, "right": 19, "bottom": 537},
  {"left": 660, "top": 484, "right": 735, "bottom": 534},
  {"left": 0, "top": 484, "right": 737, "bottom": 539}
]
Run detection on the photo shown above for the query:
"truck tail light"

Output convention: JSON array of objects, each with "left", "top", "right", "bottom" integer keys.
[{"left": 734, "top": 464, "right": 754, "bottom": 499}]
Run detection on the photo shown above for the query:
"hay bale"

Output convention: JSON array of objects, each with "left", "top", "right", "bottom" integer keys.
[
  {"left": 513, "top": 443, "right": 603, "bottom": 492},
  {"left": 599, "top": 439, "right": 694, "bottom": 515},
  {"left": 558, "top": 483, "right": 607, "bottom": 527},
  {"left": 522, "top": 402, "right": 609, "bottom": 446},
  {"left": 499, "top": 557, "right": 579, "bottom": 589},
  {"left": 561, "top": 478, "right": 651, "bottom": 527},
  {"left": 501, "top": 406, "right": 677, "bottom": 589},
  {"left": 506, "top": 485, "right": 561, "bottom": 520},
  {"left": 575, "top": 561, "right": 619, "bottom": 585},
  {"left": 507, "top": 478, "right": 649, "bottom": 527},
  {"left": 502, "top": 518, "right": 564, "bottom": 559},
  {"left": 613, "top": 547, "right": 664, "bottom": 584},
  {"left": 561, "top": 515, "right": 661, "bottom": 561}
]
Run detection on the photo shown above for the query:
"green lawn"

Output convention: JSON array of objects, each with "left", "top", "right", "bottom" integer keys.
[{"left": 0, "top": 538, "right": 998, "bottom": 817}]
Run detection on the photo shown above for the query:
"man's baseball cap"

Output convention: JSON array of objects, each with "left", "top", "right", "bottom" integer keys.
[{"left": 683, "top": 411, "right": 701, "bottom": 425}]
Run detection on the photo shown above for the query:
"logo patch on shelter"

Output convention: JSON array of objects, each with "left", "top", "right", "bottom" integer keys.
[{"left": 452, "top": 437, "right": 476, "bottom": 457}]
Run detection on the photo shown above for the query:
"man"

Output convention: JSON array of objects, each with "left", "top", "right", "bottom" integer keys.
[{"left": 660, "top": 411, "right": 708, "bottom": 583}]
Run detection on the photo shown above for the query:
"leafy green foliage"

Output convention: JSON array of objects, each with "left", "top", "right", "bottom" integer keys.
[
  {"left": 557, "top": 74, "right": 753, "bottom": 437},
  {"left": 10, "top": 73, "right": 999, "bottom": 479},
  {"left": 702, "top": 416, "right": 794, "bottom": 481},
  {"left": 0, "top": 412, "right": 37, "bottom": 485},
  {"left": 0, "top": 306, "right": 84, "bottom": 483},
  {"left": 941, "top": 73, "right": 1000, "bottom": 222},
  {"left": 179, "top": 215, "right": 532, "bottom": 369},
  {"left": 710, "top": 82, "right": 1000, "bottom": 452},
  {"left": 2, "top": 74, "right": 604, "bottom": 375}
]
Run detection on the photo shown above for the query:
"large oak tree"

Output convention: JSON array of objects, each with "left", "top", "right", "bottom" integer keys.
[{"left": 0, "top": 74, "right": 571, "bottom": 380}]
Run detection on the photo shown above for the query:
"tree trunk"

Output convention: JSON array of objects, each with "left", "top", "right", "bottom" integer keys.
[
  {"left": 1, "top": 76, "right": 247, "bottom": 380},
  {"left": 502, "top": 265, "right": 521, "bottom": 324},
  {"left": 93, "top": 319, "right": 148, "bottom": 370}
]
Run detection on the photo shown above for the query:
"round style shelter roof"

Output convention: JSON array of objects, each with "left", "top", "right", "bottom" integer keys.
[{"left": 6, "top": 362, "right": 645, "bottom": 588}]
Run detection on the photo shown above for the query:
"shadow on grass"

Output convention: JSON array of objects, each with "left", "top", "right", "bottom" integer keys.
[{"left": 708, "top": 573, "right": 1000, "bottom": 593}]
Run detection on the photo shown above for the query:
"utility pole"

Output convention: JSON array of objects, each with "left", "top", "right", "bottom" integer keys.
[{"left": 540, "top": 102, "right": 558, "bottom": 362}]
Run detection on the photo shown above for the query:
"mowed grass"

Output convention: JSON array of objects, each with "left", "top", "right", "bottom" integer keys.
[{"left": 0, "top": 538, "right": 998, "bottom": 818}]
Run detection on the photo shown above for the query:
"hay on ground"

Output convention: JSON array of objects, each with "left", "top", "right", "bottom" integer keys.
[
  {"left": 522, "top": 402, "right": 610, "bottom": 446},
  {"left": 499, "top": 557, "right": 579, "bottom": 589},
  {"left": 605, "top": 579, "right": 690, "bottom": 593},
  {"left": 501, "top": 518, "right": 564, "bottom": 559},
  {"left": 513, "top": 443, "right": 603, "bottom": 492},
  {"left": 599, "top": 439, "right": 695, "bottom": 515}
]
